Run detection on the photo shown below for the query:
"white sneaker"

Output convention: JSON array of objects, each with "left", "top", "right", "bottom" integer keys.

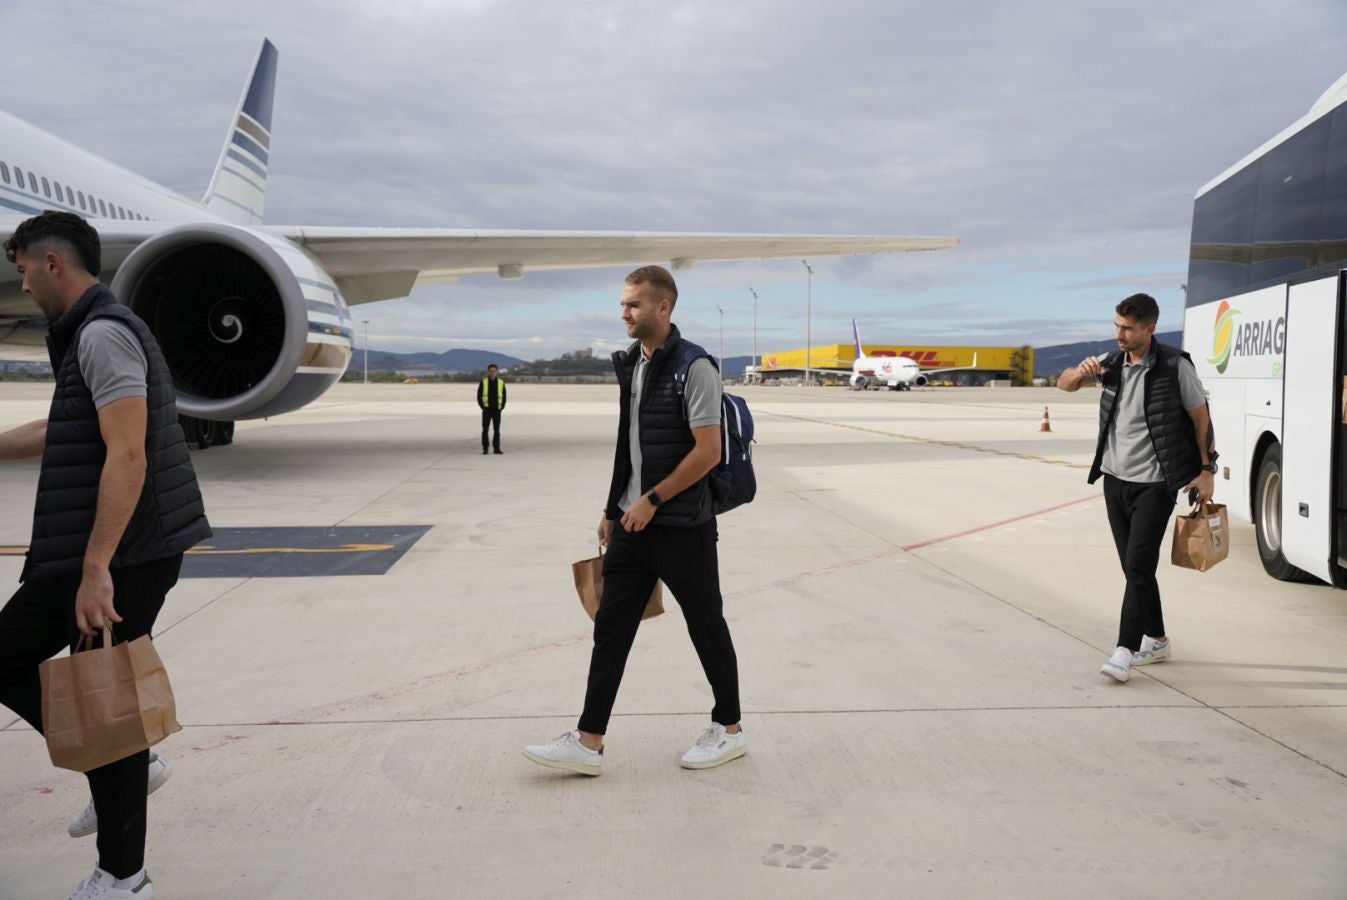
[
  {"left": 679, "top": 723, "right": 746, "bottom": 770},
  {"left": 1133, "top": 635, "right": 1171, "bottom": 666},
  {"left": 68, "top": 753, "right": 171, "bottom": 838},
  {"left": 523, "top": 730, "right": 603, "bottom": 776},
  {"left": 1100, "top": 647, "right": 1133, "bottom": 683},
  {"left": 69, "top": 867, "right": 153, "bottom": 899}
]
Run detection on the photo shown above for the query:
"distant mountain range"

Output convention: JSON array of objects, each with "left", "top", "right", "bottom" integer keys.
[
  {"left": 1033, "top": 331, "right": 1181, "bottom": 376},
  {"left": 349, "top": 348, "right": 527, "bottom": 374}
]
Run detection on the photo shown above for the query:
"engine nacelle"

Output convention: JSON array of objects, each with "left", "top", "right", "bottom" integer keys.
[
  {"left": 914, "top": 374, "right": 929, "bottom": 387},
  {"left": 851, "top": 374, "right": 870, "bottom": 390},
  {"left": 110, "top": 224, "right": 353, "bottom": 421}
]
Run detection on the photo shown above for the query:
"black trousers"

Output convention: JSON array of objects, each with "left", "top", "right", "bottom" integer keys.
[
  {"left": 0, "top": 554, "right": 183, "bottom": 878},
  {"left": 481, "top": 408, "right": 502, "bottom": 451},
  {"left": 579, "top": 519, "right": 740, "bottom": 735},
  {"left": 1103, "top": 475, "right": 1175, "bottom": 652}
]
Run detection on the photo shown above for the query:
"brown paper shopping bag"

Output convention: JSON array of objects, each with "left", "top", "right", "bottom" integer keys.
[
  {"left": 39, "top": 625, "right": 182, "bottom": 772},
  {"left": 572, "top": 546, "right": 664, "bottom": 622},
  {"left": 1171, "top": 501, "right": 1230, "bottom": 572}
]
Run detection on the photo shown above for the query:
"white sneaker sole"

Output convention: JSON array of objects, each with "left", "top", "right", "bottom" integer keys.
[
  {"left": 679, "top": 744, "right": 747, "bottom": 770},
  {"left": 522, "top": 749, "right": 601, "bottom": 776},
  {"left": 1132, "top": 651, "right": 1170, "bottom": 667},
  {"left": 1100, "top": 662, "right": 1131, "bottom": 683}
]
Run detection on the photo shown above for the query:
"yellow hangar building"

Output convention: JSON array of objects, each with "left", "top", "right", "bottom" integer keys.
[{"left": 753, "top": 344, "right": 1033, "bottom": 387}]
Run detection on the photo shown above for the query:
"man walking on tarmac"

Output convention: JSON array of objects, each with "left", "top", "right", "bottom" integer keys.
[
  {"left": 0, "top": 212, "right": 211, "bottom": 898},
  {"left": 478, "top": 363, "right": 506, "bottom": 454},
  {"left": 523, "top": 265, "right": 743, "bottom": 774},
  {"left": 1058, "top": 293, "right": 1216, "bottom": 684}
]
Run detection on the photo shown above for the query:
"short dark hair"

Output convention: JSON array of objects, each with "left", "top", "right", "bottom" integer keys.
[
  {"left": 487, "top": 364, "right": 498, "bottom": 371},
  {"left": 3, "top": 211, "right": 101, "bottom": 277},
  {"left": 625, "top": 265, "right": 678, "bottom": 309},
  {"left": 1116, "top": 293, "right": 1159, "bottom": 325}
]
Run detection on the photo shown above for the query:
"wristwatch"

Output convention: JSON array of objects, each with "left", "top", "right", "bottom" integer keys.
[
  {"left": 1200, "top": 462, "right": 1218, "bottom": 473},
  {"left": 647, "top": 490, "right": 664, "bottom": 508}
]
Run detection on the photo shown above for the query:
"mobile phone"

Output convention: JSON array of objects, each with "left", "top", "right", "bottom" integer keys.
[{"left": 1186, "top": 487, "right": 1199, "bottom": 506}]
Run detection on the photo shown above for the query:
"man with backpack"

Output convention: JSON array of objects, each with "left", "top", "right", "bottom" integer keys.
[{"left": 524, "top": 265, "right": 744, "bottom": 775}]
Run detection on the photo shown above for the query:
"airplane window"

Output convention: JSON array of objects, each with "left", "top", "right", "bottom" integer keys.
[
  {"left": 117, "top": 205, "right": 125, "bottom": 219},
  {"left": 77, "top": 190, "right": 86, "bottom": 210},
  {"left": 66, "top": 186, "right": 76, "bottom": 205},
  {"left": 41, "top": 177, "right": 50, "bottom": 198},
  {"left": 14, "top": 166, "right": 24, "bottom": 188},
  {"left": 27, "top": 172, "right": 37, "bottom": 193},
  {"left": 0, "top": 162, "right": 8, "bottom": 184},
  {"left": 97, "top": 199, "right": 107, "bottom": 217}
]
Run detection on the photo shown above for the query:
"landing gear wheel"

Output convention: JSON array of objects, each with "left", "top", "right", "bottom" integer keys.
[{"left": 1253, "top": 444, "right": 1314, "bottom": 582}]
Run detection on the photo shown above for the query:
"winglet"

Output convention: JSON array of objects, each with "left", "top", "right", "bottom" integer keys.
[
  {"left": 201, "top": 39, "right": 278, "bottom": 225},
  {"left": 852, "top": 318, "right": 863, "bottom": 359}
]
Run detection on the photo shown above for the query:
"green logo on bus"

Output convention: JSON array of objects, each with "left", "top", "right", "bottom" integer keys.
[{"left": 1208, "top": 300, "right": 1240, "bottom": 374}]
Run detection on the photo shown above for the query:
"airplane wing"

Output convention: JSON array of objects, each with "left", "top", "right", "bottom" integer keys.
[
  {"left": 269, "top": 227, "right": 959, "bottom": 304},
  {"left": 921, "top": 352, "right": 980, "bottom": 376}
]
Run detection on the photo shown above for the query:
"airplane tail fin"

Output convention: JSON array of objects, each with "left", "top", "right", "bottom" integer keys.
[
  {"left": 852, "top": 318, "right": 863, "bottom": 359},
  {"left": 201, "top": 39, "right": 278, "bottom": 226}
]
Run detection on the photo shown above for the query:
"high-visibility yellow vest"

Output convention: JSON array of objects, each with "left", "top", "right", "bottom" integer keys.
[{"left": 480, "top": 377, "right": 504, "bottom": 409}]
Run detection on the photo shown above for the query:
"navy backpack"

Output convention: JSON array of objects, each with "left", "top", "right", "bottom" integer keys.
[{"left": 674, "top": 352, "right": 757, "bottom": 515}]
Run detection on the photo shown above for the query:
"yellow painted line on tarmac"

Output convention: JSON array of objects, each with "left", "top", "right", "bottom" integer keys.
[
  {"left": 0, "top": 543, "right": 395, "bottom": 557},
  {"left": 768, "top": 412, "right": 1090, "bottom": 469}
]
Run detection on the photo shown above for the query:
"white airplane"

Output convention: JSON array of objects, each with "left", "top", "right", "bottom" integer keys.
[
  {"left": 832, "top": 319, "right": 977, "bottom": 390},
  {"left": 0, "top": 39, "right": 957, "bottom": 446}
]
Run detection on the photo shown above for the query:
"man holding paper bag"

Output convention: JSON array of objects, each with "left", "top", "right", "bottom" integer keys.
[
  {"left": 1059, "top": 293, "right": 1216, "bottom": 684},
  {"left": 0, "top": 213, "right": 210, "bottom": 899}
]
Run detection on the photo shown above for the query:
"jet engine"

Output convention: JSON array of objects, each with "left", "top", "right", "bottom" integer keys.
[
  {"left": 913, "top": 374, "right": 929, "bottom": 387},
  {"left": 850, "top": 374, "right": 870, "bottom": 390},
  {"left": 110, "top": 224, "right": 354, "bottom": 434}
]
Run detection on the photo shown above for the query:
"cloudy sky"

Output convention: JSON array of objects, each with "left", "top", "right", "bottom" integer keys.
[{"left": 4, "top": 0, "right": 1345, "bottom": 359}]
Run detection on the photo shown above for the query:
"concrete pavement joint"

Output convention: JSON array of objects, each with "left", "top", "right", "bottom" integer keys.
[{"left": 905, "top": 549, "right": 1347, "bottom": 783}]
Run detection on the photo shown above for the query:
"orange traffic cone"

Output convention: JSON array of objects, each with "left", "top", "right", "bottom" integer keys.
[{"left": 1039, "top": 406, "right": 1052, "bottom": 433}]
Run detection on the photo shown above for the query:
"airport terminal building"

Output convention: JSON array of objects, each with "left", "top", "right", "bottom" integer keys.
[{"left": 754, "top": 344, "right": 1033, "bottom": 386}]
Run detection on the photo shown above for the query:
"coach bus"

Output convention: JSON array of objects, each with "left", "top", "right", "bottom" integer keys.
[{"left": 1184, "top": 70, "right": 1347, "bottom": 586}]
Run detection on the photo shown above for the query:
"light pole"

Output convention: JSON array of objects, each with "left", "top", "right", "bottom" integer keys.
[
  {"left": 715, "top": 304, "right": 725, "bottom": 371},
  {"left": 362, "top": 319, "right": 369, "bottom": 384},
  {"left": 748, "top": 287, "right": 758, "bottom": 383},
  {"left": 802, "top": 260, "right": 813, "bottom": 386}
]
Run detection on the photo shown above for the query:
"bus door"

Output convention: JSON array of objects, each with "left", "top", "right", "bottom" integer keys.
[
  {"left": 1336, "top": 273, "right": 1347, "bottom": 583},
  {"left": 1281, "top": 275, "right": 1341, "bottom": 584}
]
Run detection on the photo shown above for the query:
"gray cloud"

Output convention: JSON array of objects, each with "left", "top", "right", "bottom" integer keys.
[{"left": 3, "top": 0, "right": 1344, "bottom": 356}]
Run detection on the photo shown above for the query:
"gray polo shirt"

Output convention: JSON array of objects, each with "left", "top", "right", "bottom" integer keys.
[
  {"left": 1101, "top": 351, "right": 1206, "bottom": 483},
  {"left": 78, "top": 319, "right": 148, "bottom": 409},
  {"left": 619, "top": 353, "right": 722, "bottom": 512}
]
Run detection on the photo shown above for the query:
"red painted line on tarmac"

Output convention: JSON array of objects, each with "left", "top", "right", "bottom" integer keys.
[
  {"left": 731, "top": 493, "right": 1101, "bottom": 598},
  {"left": 899, "top": 493, "right": 1101, "bottom": 551},
  {"left": 171, "top": 494, "right": 1102, "bottom": 740}
]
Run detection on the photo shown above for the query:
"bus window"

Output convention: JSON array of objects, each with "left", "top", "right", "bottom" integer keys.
[
  {"left": 1321, "top": 106, "right": 1347, "bottom": 272},
  {"left": 1252, "top": 115, "right": 1328, "bottom": 284},
  {"left": 1188, "top": 162, "right": 1258, "bottom": 307}
]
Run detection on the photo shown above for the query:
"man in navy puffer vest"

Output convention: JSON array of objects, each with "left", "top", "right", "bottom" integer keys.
[
  {"left": 523, "top": 265, "right": 744, "bottom": 775},
  {"left": 0, "top": 212, "right": 210, "bottom": 900},
  {"left": 1059, "top": 293, "right": 1216, "bottom": 685}
]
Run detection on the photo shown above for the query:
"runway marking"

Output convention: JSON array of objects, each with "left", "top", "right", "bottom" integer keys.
[
  {"left": 767, "top": 411, "right": 1090, "bottom": 469},
  {"left": 0, "top": 527, "right": 429, "bottom": 578},
  {"left": 733, "top": 493, "right": 1101, "bottom": 599}
]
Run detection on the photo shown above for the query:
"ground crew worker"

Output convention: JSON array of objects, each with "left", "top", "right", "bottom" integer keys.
[{"left": 478, "top": 364, "right": 506, "bottom": 454}]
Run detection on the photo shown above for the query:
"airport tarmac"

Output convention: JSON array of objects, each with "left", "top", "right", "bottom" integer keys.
[{"left": 1, "top": 381, "right": 1345, "bottom": 899}]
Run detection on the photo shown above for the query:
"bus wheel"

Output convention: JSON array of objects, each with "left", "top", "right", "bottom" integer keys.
[{"left": 1253, "top": 444, "right": 1313, "bottom": 582}]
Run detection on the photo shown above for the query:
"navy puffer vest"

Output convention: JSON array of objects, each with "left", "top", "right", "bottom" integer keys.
[
  {"left": 1088, "top": 340, "right": 1202, "bottom": 495},
  {"left": 25, "top": 284, "right": 211, "bottom": 580},
  {"left": 605, "top": 325, "right": 714, "bottom": 527}
]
